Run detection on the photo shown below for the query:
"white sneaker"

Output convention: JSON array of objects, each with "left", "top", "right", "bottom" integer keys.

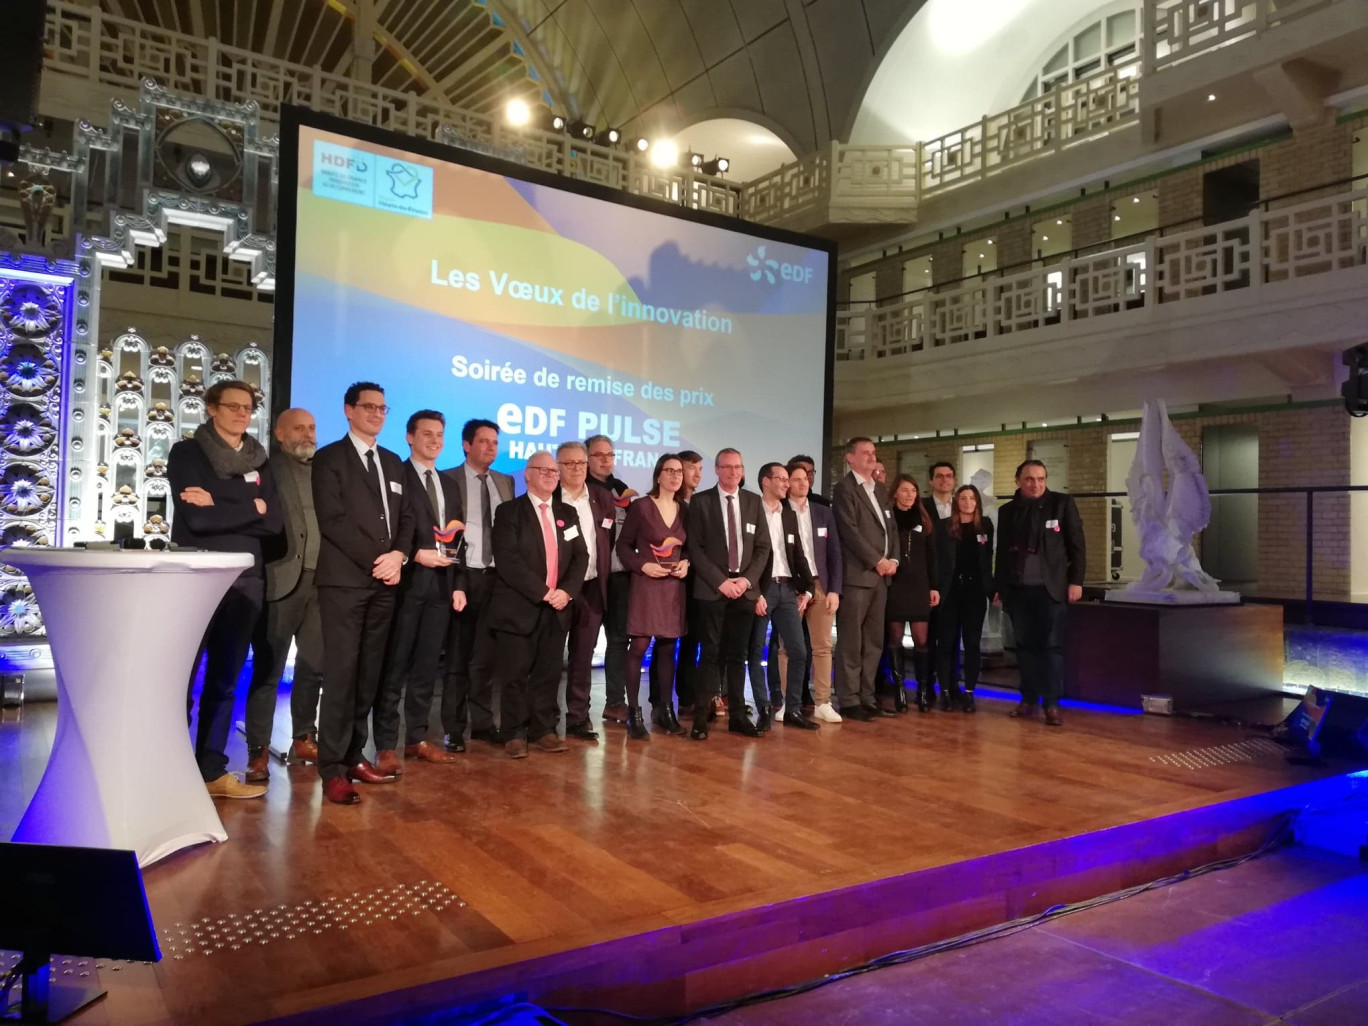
[{"left": 813, "top": 702, "right": 842, "bottom": 723}]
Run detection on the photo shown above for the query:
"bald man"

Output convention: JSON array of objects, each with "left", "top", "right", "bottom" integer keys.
[
  {"left": 485, "top": 452, "right": 588, "bottom": 758},
  {"left": 246, "top": 408, "right": 323, "bottom": 782}
]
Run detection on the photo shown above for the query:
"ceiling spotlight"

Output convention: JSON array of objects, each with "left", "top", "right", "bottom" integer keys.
[
  {"left": 1207, "top": 93, "right": 1217, "bottom": 101},
  {"left": 986, "top": 239, "right": 994, "bottom": 245},
  {"left": 700, "top": 156, "right": 730, "bottom": 175},
  {"left": 505, "top": 98, "right": 531, "bottom": 127},
  {"left": 649, "top": 140, "right": 679, "bottom": 168},
  {"left": 567, "top": 119, "right": 595, "bottom": 140},
  {"left": 595, "top": 127, "right": 621, "bottom": 146},
  {"left": 630, "top": 136, "right": 650, "bottom": 153},
  {"left": 542, "top": 111, "right": 567, "bottom": 132},
  {"left": 1133, "top": 196, "right": 1142, "bottom": 203},
  {"left": 1042, "top": 235, "right": 1049, "bottom": 241},
  {"left": 1056, "top": 218, "right": 1063, "bottom": 224},
  {"left": 685, "top": 151, "right": 705, "bottom": 169},
  {"left": 1114, "top": 214, "right": 1122, "bottom": 221}
]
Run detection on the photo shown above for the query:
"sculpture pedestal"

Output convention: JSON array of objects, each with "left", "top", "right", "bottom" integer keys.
[
  {"left": 1065, "top": 601, "right": 1285, "bottom": 711},
  {"left": 1105, "top": 588, "right": 1241, "bottom": 605}
]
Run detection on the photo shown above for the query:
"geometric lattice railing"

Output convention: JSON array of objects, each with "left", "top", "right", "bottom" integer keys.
[{"left": 1144, "top": 0, "right": 1347, "bottom": 73}]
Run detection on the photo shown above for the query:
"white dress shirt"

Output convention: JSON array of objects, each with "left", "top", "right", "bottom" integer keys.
[
  {"left": 790, "top": 497, "right": 817, "bottom": 574},
  {"left": 348, "top": 431, "right": 392, "bottom": 541},
  {"left": 410, "top": 457, "right": 444, "bottom": 526},
  {"left": 561, "top": 484, "right": 598, "bottom": 581},
  {"left": 852, "top": 470, "right": 888, "bottom": 551},
  {"left": 934, "top": 496, "right": 953, "bottom": 520},
  {"left": 463, "top": 463, "right": 500, "bottom": 568},
  {"left": 762, "top": 500, "right": 792, "bottom": 579}
]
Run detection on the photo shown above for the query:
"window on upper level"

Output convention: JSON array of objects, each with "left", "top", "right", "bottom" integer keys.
[
  {"left": 1034, "top": 215, "right": 1073, "bottom": 259},
  {"left": 1020, "top": 6, "right": 1139, "bottom": 102},
  {"left": 962, "top": 238, "right": 997, "bottom": 277},
  {"left": 1113, "top": 190, "right": 1158, "bottom": 239},
  {"left": 902, "top": 255, "right": 933, "bottom": 295}
]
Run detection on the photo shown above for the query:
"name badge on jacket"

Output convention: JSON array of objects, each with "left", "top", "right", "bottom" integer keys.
[
  {"left": 389, "top": 480, "right": 403, "bottom": 494},
  {"left": 817, "top": 526, "right": 828, "bottom": 538},
  {"left": 978, "top": 534, "right": 988, "bottom": 544},
  {"left": 913, "top": 524, "right": 923, "bottom": 533},
  {"left": 601, "top": 517, "right": 613, "bottom": 530},
  {"left": 1045, "top": 518, "right": 1060, "bottom": 532},
  {"left": 786, "top": 533, "right": 795, "bottom": 543},
  {"left": 563, "top": 525, "right": 580, "bottom": 541},
  {"left": 244, "top": 470, "right": 260, "bottom": 484},
  {"left": 745, "top": 523, "right": 756, "bottom": 534}
]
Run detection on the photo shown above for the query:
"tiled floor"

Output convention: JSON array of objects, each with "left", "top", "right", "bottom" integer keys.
[{"left": 714, "top": 846, "right": 1368, "bottom": 1025}]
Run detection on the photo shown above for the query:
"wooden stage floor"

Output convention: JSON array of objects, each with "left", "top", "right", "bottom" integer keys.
[{"left": 0, "top": 687, "right": 1351, "bottom": 1025}]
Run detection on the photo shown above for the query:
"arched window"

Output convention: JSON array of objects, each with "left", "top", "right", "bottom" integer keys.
[{"left": 1020, "top": 6, "right": 1139, "bottom": 102}]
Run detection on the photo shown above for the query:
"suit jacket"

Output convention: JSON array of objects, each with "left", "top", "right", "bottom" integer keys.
[
  {"left": 832, "top": 471, "right": 893, "bottom": 589},
  {"left": 485, "top": 494, "right": 589, "bottom": 634},
  {"left": 934, "top": 517, "right": 995, "bottom": 599},
  {"left": 262, "top": 448, "right": 314, "bottom": 600},
  {"left": 685, "top": 486, "right": 771, "bottom": 603},
  {"left": 995, "top": 490, "right": 1086, "bottom": 603},
  {"left": 785, "top": 497, "right": 843, "bottom": 596},
  {"left": 439, "top": 461, "right": 516, "bottom": 566},
  {"left": 312, "top": 436, "right": 415, "bottom": 589},
  {"left": 553, "top": 482, "right": 615, "bottom": 605},
  {"left": 759, "top": 504, "right": 815, "bottom": 595},
  {"left": 166, "top": 437, "right": 283, "bottom": 576},
  {"left": 398, "top": 459, "right": 469, "bottom": 597}
]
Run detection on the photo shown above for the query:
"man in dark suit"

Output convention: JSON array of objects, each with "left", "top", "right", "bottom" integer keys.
[
  {"left": 788, "top": 453, "right": 830, "bottom": 507},
  {"left": 782, "top": 461, "right": 843, "bottom": 723},
  {"left": 832, "top": 437, "right": 898, "bottom": 721},
  {"left": 996, "top": 459, "right": 1086, "bottom": 728},
  {"left": 245, "top": 407, "right": 323, "bottom": 783},
  {"left": 586, "top": 434, "right": 635, "bottom": 724},
  {"left": 312, "top": 381, "right": 414, "bottom": 805},
  {"left": 748, "top": 463, "right": 819, "bottom": 731},
  {"left": 924, "top": 461, "right": 958, "bottom": 709},
  {"left": 372, "top": 410, "right": 468, "bottom": 773},
  {"left": 169, "top": 379, "right": 283, "bottom": 800},
  {"left": 440, "top": 419, "right": 516, "bottom": 749},
  {"left": 685, "top": 447, "right": 771, "bottom": 739},
  {"left": 554, "top": 440, "right": 614, "bottom": 741},
  {"left": 487, "top": 451, "right": 588, "bottom": 758}
]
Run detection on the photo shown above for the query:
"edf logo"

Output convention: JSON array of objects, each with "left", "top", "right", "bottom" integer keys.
[{"left": 746, "top": 245, "right": 814, "bottom": 285}]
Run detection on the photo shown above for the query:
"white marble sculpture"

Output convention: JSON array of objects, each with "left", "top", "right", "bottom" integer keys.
[{"left": 1109, "top": 399, "right": 1240, "bottom": 605}]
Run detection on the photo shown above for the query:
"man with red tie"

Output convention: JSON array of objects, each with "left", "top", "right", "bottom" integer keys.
[{"left": 486, "top": 451, "right": 589, "bottom": 758}]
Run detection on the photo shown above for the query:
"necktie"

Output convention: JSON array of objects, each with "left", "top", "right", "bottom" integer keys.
[
  {"left": 477, "top": 471, "right": 492, "bottom": 537},
  {"left": 539, "top": 501, "right": 558, "bottom": 592},
  {"left": 366, "top": 448, "right": 389, "bottom": 548},
  {"left": 425, "top": 468, "right": 440, "bottom": 523},
  {"left": 726, "top": 493, "right": 739, "bottom": 573}
]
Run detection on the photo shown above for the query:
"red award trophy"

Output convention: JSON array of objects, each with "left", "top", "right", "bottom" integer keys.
[
  {"left": 650, "top": 536, "right": 684, "bottom": 573},
  {"left": 433, "top": 519, "right": 465, "bottom": 560}
]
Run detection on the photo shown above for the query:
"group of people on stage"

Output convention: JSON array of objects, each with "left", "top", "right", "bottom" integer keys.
[{"left": 168, "top": 379, "right": 1087, "bottom": 805}]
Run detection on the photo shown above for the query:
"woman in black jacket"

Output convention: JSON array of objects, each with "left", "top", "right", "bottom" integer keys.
[
  {"left": 935, "top": 485, "right": 994, "bottom": 712},
  {"left": 884, "top": 474, "right": 938, "bottom": 712}
]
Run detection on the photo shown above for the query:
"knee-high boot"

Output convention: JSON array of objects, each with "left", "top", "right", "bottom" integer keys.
[
  {"left": 890, "top": 645, "right": 908, "bottom": 713},
  {"left": 912, "top": 649, "right": 933, "bottom": 713}
]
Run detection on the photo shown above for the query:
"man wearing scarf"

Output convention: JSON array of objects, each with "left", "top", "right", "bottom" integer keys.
[
  {"left": 169, "top": 379, "right": 283, "bottom": 799},
  {"left": 995, "top": 459, "right": 1085, "bottom": 727}
]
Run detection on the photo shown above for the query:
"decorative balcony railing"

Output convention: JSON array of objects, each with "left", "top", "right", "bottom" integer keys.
[
  {"left": 1144, "top": 0, "right": 1347, "bottom": 73},
  {"left": 921, "top": 63, "right": 1141, "bottom": 199},
  {"left": 835, "top": 186, "right": 1368, "bottom": 361}
]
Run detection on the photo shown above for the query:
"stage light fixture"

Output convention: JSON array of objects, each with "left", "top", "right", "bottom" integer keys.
[
  {"left": 700, "top": 156, "right": 730, "bottom": 175},
  {"left": 649, "top": 140, "right": 679, "bottom": 168},
  {"left": 685, "top": 151, "right": 705, "bottom": 169},
  {"left": 568, "top": 119, "right": 595, "bottom": 141},
  {"left": 595, "top": 127, "right": 621, "bottom": 146},
  {"left": 505, "top": 99, "right": 531, "bottom": 127},
  {"left": 540, "top": 111, "right": 566, "bottom": 133},
  {"left": 630, "top": 136, "right": 650, "bottom": 153}
]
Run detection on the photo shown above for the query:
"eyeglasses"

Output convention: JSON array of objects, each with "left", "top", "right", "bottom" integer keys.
[
  {"left": 213, "top": 402, "right": 254, "bottom": 414},
  {"left": 558, "top": 460, "right": 588, "bottom": 469},
  {"left": 530, "top": 466, "right": 560, "bottom": 475},
  {"left": 659, "top": 468, "right": 684, "bottom": 475},
  {"left": 350, "top": 402, "right": 390, "bottom": 414},
  {"left": 589, "top": 450, "right": 615, "bottom": 459}
]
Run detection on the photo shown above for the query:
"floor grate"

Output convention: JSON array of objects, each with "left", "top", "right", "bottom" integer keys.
[{"left": 1148, "top": 737, "right": 1284, "bottom": 769}]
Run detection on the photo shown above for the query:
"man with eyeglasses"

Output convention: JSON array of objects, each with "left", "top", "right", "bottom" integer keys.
[
  {"left": 585, "top": 434, "right": 634, "bottom": 726},
  {"left": 311, "top": 381, "right": 414, "bottom": 805},
  {"left": 440, "top": 418, "right": 515, "bottom": 750},
  {"left": 554, "top": 439, "right": 615, "bottom": 740},
  {"left": 485, "top": 451, "right": 588, "bottom": 758}
]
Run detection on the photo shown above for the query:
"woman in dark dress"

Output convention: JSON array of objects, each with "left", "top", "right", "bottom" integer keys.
[
  {"left": 935, "top": 484, "right": 995, "bottom": 713},
  {"left": 616, "top": 454, "right": 690, "bottom": 739},
  {"left": 885, "top": 474, "right": 939, "bottom": 712}
]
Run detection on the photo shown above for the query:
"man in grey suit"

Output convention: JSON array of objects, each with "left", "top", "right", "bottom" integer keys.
[
  {"left": 832, "top": 437, "right": 899, "bottom": 721},
  {"left": 245, "top": 407, "right": 323, "bottom": 782},
  {"left": 440, "top": 418, "right": 516, "bottom": 748}
]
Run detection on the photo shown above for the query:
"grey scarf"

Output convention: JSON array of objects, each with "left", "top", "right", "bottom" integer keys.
[{"left": 194, "top": 421, "right": 267, "bottom": 479}]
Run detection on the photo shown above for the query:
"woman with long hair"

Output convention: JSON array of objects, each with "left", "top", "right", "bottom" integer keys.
[
  {"left": 615, "top": 453, "right": 690, "bottom": 738},
  {"left": 885, "top": 474, "right": 939, "bottom": 712},
  {"left": 935, "top": 484, "right": 995, "bottom": 712}
]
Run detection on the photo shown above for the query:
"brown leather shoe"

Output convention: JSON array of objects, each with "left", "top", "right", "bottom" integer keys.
[
  {"left": 245, "top": 746, "right": 269, "bottom": 783},
  {"left": 404, "top": 740, "right": 458, "bottom": 763},
  {"left": 504, "top": 738, "right": 528, "bottom": 759},
  {"left": 290, "top": 735, "right": 318, "bottom": 765},
  {"left": 1044, "top": 706, "right": 1064, "bottom": 728},
  {"left": 323, "top": 777, "right": 360, "bottom": 805},
  {"left": 532, "top": 734, "right": 568, "bottom": 753},
  {"left": 348, "top": 759, "right": 397, "bottom": 784},
  {"left": 602, "top": 703, "right": 629, "bottom": 724},
  {"left": 1010, "top": 700, "right": 1037, "bottom": 719},
  {"left": 374, "top": 749, "right": 403, "bottom": 777}
]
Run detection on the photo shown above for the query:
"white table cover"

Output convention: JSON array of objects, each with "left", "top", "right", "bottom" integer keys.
[{"left": 4, "top": 547, "right": 254, "bottom": 866}]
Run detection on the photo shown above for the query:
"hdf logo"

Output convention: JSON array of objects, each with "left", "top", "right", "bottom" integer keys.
[{"left": 746, "top": 245, "right": 815, "bottom": 285}]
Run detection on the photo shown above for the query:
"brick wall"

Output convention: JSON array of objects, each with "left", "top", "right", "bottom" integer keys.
[
  {"left": 1072, "top": 196, "right": 1114, "bottom": 249},
  {"left": 1261, "top": 120, "right": 1354, "bottom": 204}
]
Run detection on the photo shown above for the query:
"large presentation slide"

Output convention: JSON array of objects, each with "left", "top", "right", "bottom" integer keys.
[{"left": 278, "top": 112, "right": 834, "bottom": 490}]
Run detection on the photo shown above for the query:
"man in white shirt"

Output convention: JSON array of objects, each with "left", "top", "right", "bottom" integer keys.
[
  {"left": 555, "top": 440, "right": 615, "bottom": 740},
  {"left": 781, "top": 462, "right": 843, "bottom": 722},
  {"left": 747, "top": 463, "right": 819, "bottom": 731}
]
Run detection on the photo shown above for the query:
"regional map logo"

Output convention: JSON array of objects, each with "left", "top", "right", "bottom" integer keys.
[
  {"left": 386, "top": 162, "right": 423, "bottom": 200},
  {"left": 746, "top": 244, "right": 816, "bottom": 286},
  {"left": 311, "top": 139, "right": 433, "bottom": 220}
]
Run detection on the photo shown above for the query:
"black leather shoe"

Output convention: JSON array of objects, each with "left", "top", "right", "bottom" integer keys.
[
  {"left": 443, "top": 735, "right": 467, "bottom": 753},
  {"left": 842, "top": 705, "right": 876, "bottom": 722},
  {"left": 782, "top": 710, "right": 820, "bottom": 731},
  {"left": 1010, "top": 700, "right": 1036, "bottom": 719},
  {"left": 893, "top": 686, "right": 909, "bottom": 713},
  {"left": 916, "top": 683, "right": 933, "bottom": 713},
  {"left": 867, "top": 702, "right": 896, "bottom": 718},
  {"left": 470, "top": 728, "right": 507, "bottom": 746},
  {"left": 963, "top": 691, "right": 977, "bottom": 714},
  {"left": 690, "top": 720, "right": 709, "bottom": 740},
  {"left": 627, "top": 708, "right": 649, "bottom": 740},
  {"left": 937, "top": 687, "right": 953, "bottom": 712},
  {"left": 754, "top": 706, "right": 773, "bottom": 734},
  {"left": 728, "top": 717, "right": 760, "bottom": 737},
  {"left": 660, "top": 706, "right": 685, "bottom": 735},
  {"left": 565, "top": 720, "right": 600, "bottom": 741},
  {"left": 1044, "top": 705, "right": 1064, "bottom": 727}
]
